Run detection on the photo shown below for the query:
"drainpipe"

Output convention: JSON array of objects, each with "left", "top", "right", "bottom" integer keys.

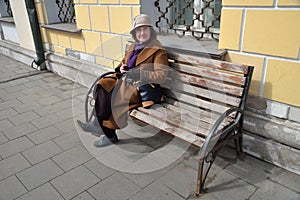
[{"left": 25, "top": 0, "right": 46, "bottom": 70}]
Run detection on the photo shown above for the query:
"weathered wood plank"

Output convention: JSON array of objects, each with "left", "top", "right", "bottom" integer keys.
[
  {"left": 163, "top": 90, "right": 231, "bottom": 115},
  {"left": 140, "top": 105, "right": 230, "bottom": 137},
  {"left": 169, "top": 62, "right": 246, "bottom": 85},
  {"left": 162, "top": 80, "right": 241, "bottom": 107},
  {"left": 130, "top": 109, "right": 205, "bottom": 147},
  {"left": 140, "top": 105, "right": 210, "bottom": 134},
  {"left": 167, "top": 52, "right": 249, "bottom": 74},
  {"left": 161, "top": 102, "right": 222, "bottom": 121},
  {"left": 157, "top": 103, "right": 233, "bottom": 129},
  {"left": 165, "top": 71, "right": 244, "bottom": 97}
]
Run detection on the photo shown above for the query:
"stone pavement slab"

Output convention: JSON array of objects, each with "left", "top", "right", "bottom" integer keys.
[
  {"left": 0, "top": 136, "right": 34, "bottom": 158},
  {"left": 15, "top": 183, "right": 64, "bottom": 200},
  {"left": 0, "top": 176, "right": 27, "bottom": 200},
  {"left": 128, "top": 182, "right": 185, "bottom": 200},
  {"left": 88, "top": 173, "right": 141, "bottom": 200},
  {"left": 2, "top": 122, "right": 37, "bottom": 140},
  {"left": 52, "top": 146, "right": 93, "bottom": 172},
  {"left": 0, "top": 153, "right": 31, "bottom": 181},
  {"left": 249, "top": 179, "right": 299, "bottom": 200},
  {"left": 84, "top": 158, "right": 116, "bottom": 181},
  {"left": 22, "top": 140, "right": 63, "bottom": 165},
  {"left": 16, "top": 159, "right": 64, "bottom": 191},
  {"left": 53, "top": 131, "right": 82, "bottom": 150},
  {"left": 71, "top": 191, "right": 95, "bottom": 200},
  {"left": 0, "top": 53, "right": 299, "bottom": 200},
  {"left": 51, "top": 166, "right": 100, "bottom": 200},
  {"left": 0, "top": 131, "right": 8, "bottom": 145}
]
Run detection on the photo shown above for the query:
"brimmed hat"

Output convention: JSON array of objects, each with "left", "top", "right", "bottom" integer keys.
[{"left": 130, "top": 14, "right": 152, "bottom": 34}]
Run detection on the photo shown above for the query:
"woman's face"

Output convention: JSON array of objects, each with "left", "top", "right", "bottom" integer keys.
[{"left": 135, "top": 26, "right": 151, "bottom": 44}]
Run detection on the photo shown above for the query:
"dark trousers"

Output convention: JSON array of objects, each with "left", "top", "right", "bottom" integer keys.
[
  {"left": 100, "top": 125, "right": 117, "bottom": 139},
  {"left": 95, "top": 84, "right": 117, "bottom": 139}
]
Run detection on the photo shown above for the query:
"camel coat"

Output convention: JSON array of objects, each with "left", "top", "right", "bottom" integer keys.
[{"left": 97, "top": 38, "right": 169, "bottom": 129}]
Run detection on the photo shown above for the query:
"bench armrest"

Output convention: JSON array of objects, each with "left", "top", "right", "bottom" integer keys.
[{"left": 200, "top": 107, "right": 244, "bottom": 158}]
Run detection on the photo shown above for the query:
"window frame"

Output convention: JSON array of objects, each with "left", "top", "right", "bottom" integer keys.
[{"left": 141, "top": 0, "right": 222, "bottom": 41}]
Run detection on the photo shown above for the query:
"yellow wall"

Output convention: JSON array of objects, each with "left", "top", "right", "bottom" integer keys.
[
  {"left": 264, "top": 59, "right": 300, "bottom": 106},
  {"left": 219, "top": 3, "right": 300, "bottom": 106},
  {"left": 219, "top": 9, "right": 243, "bottom": 51},
  {"left": 222, "top": 0, "right": 274, "bottom": 6},
  {"left": 278, "top": 0, "right": 300, "bottom": 6},
  {"left": 243, "top": 10, "right": 300, "bottom": 59},
  {"left": 35, "top": 1, "right": 140, "bottom": 68}
]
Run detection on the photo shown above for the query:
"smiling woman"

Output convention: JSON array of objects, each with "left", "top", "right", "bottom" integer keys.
[
  {"left": 77, "top": 14, "right": 170, "bottom": 148},
  {"left": 134, "top": 26, "right": 151, "bottom": 44}
]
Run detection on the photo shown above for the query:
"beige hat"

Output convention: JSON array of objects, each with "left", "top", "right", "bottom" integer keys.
[{"left": 130, "top": 14, "right": 152, "bottom": 34}]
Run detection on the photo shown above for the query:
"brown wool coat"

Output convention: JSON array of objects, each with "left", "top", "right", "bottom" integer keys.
[{"left": 97, "top": 38, "right": 169, "bottom": 129}]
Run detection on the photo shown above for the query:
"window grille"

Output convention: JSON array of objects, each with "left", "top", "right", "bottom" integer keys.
[
  {"left": 4, "top": 0, "right": 13, "bottom": 17},
  {"left": 56, "top": 0, "right": 76, "bottom": 23},
  {"left": 154, "top": 0, "right": 221, "bottom": 40}
]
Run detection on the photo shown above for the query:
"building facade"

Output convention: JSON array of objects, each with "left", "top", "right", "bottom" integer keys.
[{"left": 0, "top": 0, "right": 299, "bottom": 174}]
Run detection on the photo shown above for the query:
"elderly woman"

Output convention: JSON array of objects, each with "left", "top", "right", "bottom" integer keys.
[{"left": 78, "top": 14, "right": 169, "bottom": 147}]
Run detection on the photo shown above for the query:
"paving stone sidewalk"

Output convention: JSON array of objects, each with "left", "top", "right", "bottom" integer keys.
[{"left": 0, "top": 54, "right": 299, "bottom": 200}]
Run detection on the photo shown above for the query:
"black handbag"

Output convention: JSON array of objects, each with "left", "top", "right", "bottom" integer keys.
[{"left": 136, "top": 81, "right": 163, "bottom": 108}]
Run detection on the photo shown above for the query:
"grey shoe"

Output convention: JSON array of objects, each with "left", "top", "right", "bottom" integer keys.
[
  {"left": 77, "top": 119, "right": 104, "bottom": 136},
  {"left": 94, "top": 135, "right": 119, "bottom": 147}
]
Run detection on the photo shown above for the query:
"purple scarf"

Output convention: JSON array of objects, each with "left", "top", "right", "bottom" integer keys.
[{"left": 127, "top": 36, "right": 154, "bottom": 69}]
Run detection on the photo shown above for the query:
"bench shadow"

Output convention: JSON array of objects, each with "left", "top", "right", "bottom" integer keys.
[
  {"left": 200, "top": 144, "right": 276, "bottom": 195},
  {"left": 115, "top": 130, "right": 174, "bottom": 154}
]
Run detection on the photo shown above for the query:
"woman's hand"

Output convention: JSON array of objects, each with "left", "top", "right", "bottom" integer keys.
[{"left": 120, "top": 64, "right": 128, "bottom": 74}]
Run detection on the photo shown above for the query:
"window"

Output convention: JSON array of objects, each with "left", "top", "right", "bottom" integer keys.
[
  {"left": 141, "top": 0, "right": 222, "bottom": 40},
  {"left": 45, "top": 0, "right": 76, "bottom": 24},
  {"left": 1, "top": 0, "right": 13, "bottom": 17},
  {"left": 43, "top": 0, "right": 79, "bottom": 34},
  {"left": 56, "top": 0, "right": 76, "bottom": 23}
]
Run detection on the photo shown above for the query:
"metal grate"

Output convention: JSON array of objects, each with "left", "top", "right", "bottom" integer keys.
[
  {"left": 4, "top": 0, "right": 13, "bottom": 17},
  {"left": 56, "top": 0, "right": 76, "bottom": 23},
  {"left": 154, "top": 0, "right": 221, "bottom": 40}
]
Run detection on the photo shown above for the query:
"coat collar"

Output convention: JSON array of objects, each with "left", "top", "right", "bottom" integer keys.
[{"left": 126, "top": 38, "right": 163, "bottom": 66}]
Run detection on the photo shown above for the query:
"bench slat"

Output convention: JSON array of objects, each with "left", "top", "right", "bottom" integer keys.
[
  {"left": 130, "top": 109, "right": 205, "bottom": 147},
  {"left": 167, "top": 52, "right": 249, "bottom": 74},
  {"left": 163, "top": 90, "right": 231, "bottom": 115},
  {"left": 162, "top": 102, "right": 222, "bottom": 123},
  {"left": 162, "top": 80, "right": 241, "bottom": 107},
  {"left": 141, "top": 105, "right": 231, "bottom": 137},
  {"left": 172, "top": 73, "right": 244, "bottom": 97},
  {"left": 159, "top": 103, "right": 233, "bottom": 129},
  {"left": 139, "top": 105, "right": 210, "bottom": 136},
  {"left": 170, "top": 62, "right": 246, "bottom": 85}
]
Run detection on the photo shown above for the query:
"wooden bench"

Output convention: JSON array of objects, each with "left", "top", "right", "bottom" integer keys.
[{"left": 84, "top": 49, "right": 254, "bottom": 195}]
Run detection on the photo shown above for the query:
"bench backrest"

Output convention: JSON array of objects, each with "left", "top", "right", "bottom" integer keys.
[
  {"left": 127, "top": 43, "right": 254, "bottom": 148},
  {"left": 160, "top": 50, "right": 254, "bottom": 139}
]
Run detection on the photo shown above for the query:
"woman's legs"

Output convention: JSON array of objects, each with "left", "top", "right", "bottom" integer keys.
[
  {"left": 94, "top": 125, "right": 119, "bottom": 147},
  {"left": 92, "top": 117, "right": 119, "bottom": 147},
  {"left": 100, "top": 125, "right": 118, "bottom": 139}
]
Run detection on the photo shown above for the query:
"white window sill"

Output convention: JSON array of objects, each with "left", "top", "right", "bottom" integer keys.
[
  {"left": 157, "top": 34, "right": 225, "bottom": 60},
  {"left": 0, "top": 17, "right": 14, "bottom": 24},
  {"left": 42, "top": 23, "right": 81, "bottom": 34},
  {"left": 129, "top": 34, "right": 226, "bottom": 60}
]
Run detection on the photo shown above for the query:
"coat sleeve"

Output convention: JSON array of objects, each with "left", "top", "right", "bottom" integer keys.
[{"left": 140, "top": 49, "right": 169, "bottom": 84}]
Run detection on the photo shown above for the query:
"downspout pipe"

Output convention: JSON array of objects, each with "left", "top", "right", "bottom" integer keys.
[{"left": 25, "top": 0, "right": 46, "bottom": 70}]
